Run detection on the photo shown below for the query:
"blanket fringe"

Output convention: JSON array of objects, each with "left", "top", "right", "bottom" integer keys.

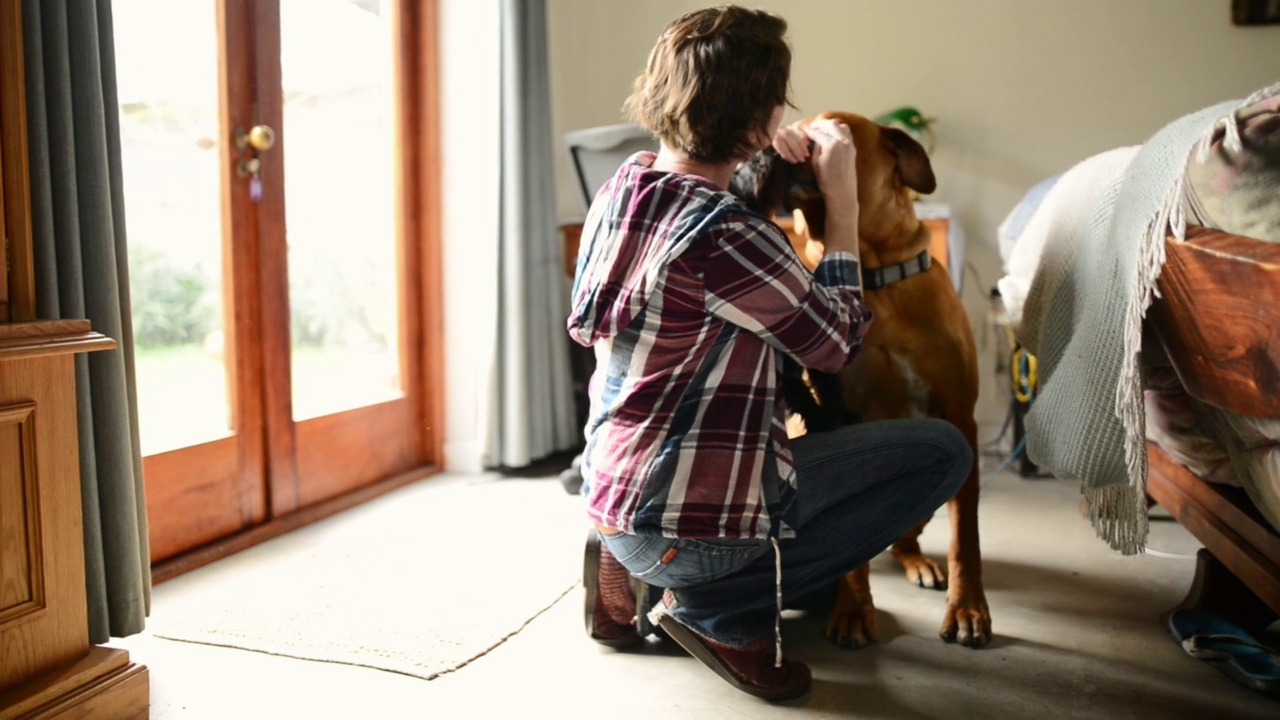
[{"left": 1083, "top": 484, "right": 1149, "bottom": 556}]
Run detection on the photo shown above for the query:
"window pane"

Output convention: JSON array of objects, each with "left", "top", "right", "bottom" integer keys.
[
  {"left": 116, "top": 0, "right": 230, "bottom": 456},
  {"left": 281, "top": 0, "right": 403, "bottom": 420}
]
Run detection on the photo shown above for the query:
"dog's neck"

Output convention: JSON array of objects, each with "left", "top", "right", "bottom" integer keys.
[{"left": 858, "top": 220, "right": 931, "bottom": 271}]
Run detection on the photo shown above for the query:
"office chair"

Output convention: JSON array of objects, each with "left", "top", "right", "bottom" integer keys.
[
  {"left": 563, "top": 123, "right": 657, "bottom": 212},
  {"left": 559, "top": 124, "right": 655, "bottom": 495}
]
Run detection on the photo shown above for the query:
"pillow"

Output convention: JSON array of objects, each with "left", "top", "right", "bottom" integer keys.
[
  {"left": 1181, "top": 92, "right": 1280, "bottom": 243},
  {"left": 996, "top": 173, "right": 1062, "bottom": 271}
]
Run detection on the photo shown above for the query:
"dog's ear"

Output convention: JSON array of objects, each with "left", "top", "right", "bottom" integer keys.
[
  {"left": 729, "top": 147, "right": 794, "bottom": 215},
  {"left": 883, "top": 127, "right": 936, "bottom": 195}
]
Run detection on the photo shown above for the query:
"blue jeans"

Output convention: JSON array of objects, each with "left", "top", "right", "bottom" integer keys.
[{"left": 601, "top": 418, "right": 972, "bottom": 649}]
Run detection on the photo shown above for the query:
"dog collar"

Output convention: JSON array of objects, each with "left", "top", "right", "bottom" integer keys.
[{"left": 862, "top": 249, "right": 932, "bottom": 290}]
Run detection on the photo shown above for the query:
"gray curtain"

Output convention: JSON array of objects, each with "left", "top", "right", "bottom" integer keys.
[
  {"left": 488, "top": 0, "right": 579, "bottom": 468},
  {"left": 23, "top": 0, "right": 150, "bottom": 643}
]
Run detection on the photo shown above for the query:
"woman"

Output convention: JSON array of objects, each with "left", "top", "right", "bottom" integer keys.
[{"left": 568, "top": 5, "right": 971, "bottom": 702}]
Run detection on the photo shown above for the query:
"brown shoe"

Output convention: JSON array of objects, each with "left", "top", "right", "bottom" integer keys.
[
  {"left": 583, "top": 530, "right": 642, "bottom": 648},
  {"left": 656, "top": 610, "right": 811, "bottom": 701}
]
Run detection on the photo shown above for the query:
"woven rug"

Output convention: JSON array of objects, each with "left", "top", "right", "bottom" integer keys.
[{"left": 148, "top": 477, "right": 586, "bottom": 680}]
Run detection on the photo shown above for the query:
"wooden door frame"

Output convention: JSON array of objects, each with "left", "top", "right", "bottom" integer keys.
[
  {"left": 403, "top": 0, "right": 444, "bottom": 468},
  {"left": 152, "top": 0, "right": 443, "bottom": 582},
  {"left": 246, "top": 0, "right": 300, "bottom": 515},
  {"left": 0, "top": 0, "right": 34, "bottom": 323}
]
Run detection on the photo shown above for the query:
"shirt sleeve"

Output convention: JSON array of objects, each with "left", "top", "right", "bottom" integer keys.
[{"left": 701, "top": 215, "right": 873, "bottom": 373}]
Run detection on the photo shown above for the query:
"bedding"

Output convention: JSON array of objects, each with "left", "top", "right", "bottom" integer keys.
[
  {"left": 995, "top": 81, "right": 1280, "bottom": 553},
  {"left": 1143, "top": 366, "right": 1237, "bottom": 488}
]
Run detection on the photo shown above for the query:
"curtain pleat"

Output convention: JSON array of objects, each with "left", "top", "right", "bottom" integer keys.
[
  {"left": 23, "top": 0, "right": 150, "bottom": 644},
  {"left": 487, "top": 0, "right": 579, "bottom": 468}
]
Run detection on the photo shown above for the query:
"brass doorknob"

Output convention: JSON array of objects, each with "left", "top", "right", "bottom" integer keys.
[{"left": 234, "top": 125, "right": 276, "bottom": 152}]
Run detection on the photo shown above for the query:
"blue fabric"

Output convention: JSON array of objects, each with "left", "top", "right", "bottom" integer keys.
[
  {"left": 1168, "top": 609, "right": 1280, "bottom": 692},
  {"left": 603, "top": 418, "right": 971, "bottom": 648},
  {"left": 997, "top": 173, "right": 1063, "bottom": 267}
]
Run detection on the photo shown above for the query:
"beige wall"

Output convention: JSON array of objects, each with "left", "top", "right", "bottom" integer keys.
[
  {"left": 545, "top": 0, "right": 1280, "bottom": 434},
  {"left": 438, "top": 0, "right": 1279, "bottom": 470}
]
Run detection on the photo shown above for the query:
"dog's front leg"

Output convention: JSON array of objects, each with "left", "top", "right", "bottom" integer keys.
[
  {"left": 826, "top": 564, "right": 877, "bottom": 648},
  {"left": 939, "top": 419, "right": 991, "bottom": 648},
  {"left": 890, "top": 522, "right": 948, "bottom": 589}
]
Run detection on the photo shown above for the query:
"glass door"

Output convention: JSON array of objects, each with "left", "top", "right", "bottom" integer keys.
[
  {"left": 117, "top": 0, "right": 434, "bottom": 565},
  {"left": 275, "top": 0, "right": 423, "bottom": 509},
  {"left": 116, "top": 0, "right": 267, "bottom": 562},
  {"left": 260, "top": 0, "right": 428, "bottom": 512}
]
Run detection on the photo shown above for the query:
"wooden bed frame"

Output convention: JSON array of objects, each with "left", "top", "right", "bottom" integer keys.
[{"left": 1145, "top": 225, "right": 1280, "bottom": 636}]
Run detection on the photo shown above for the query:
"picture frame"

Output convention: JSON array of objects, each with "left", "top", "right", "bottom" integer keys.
[{"left": 1233, "top": 0, "right": 1280, "bottom": 25}]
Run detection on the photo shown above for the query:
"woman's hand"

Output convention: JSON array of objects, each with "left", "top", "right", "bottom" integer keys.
[
  {"left": 772, "top": 120, "right": 810, "bottom": 164},
  {"left": 804, "top": 119, "right": 858, "bottom": 213},
  {"left": 771, "top": 118, "right": 858, "bottom": 209},
  {"left": 773, "top": 117, "right": 860, "bottom": 258}
]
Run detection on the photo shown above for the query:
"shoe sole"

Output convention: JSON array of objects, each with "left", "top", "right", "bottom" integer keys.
[
  {"left": 656, "top": 614, "right": 810, "bottom": 701},
  {"left": 583, "top": 529, "right": 643, "bottom": 649}
]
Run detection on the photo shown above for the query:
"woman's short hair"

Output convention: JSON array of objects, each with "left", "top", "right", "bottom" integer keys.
[{"left": 624, "top": 5, "right": 793, "bottom": 164}]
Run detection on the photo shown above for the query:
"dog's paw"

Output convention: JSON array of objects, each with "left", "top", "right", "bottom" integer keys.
[
  {"left": 896, "top": 552, "right": 947, "bottom": 590},
  {"left": 939, "top": 595, "right": 992, "bottom": 649},
  {"left": 825, "top": 602, "right": 878, "bottom": 649}
]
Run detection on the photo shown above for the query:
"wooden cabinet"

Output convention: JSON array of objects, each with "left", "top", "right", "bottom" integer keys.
[
  {"left": 1, "top": 6, "right": 148, "bottom": 716},
  {"left": 0, "top": 321, "right": 148, "bottom": 719},
  {"left": 560, "top": 215, "right": 951, "bottom": 281}
]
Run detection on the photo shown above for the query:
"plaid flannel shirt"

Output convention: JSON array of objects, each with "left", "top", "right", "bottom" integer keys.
[{"left": 567, "top": 152, "right": 871, "bottom": 540}]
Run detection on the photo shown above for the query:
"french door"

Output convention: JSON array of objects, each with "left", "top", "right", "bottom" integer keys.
[{"left": 115, "top": 0, "right": 439, "bottom": 564}]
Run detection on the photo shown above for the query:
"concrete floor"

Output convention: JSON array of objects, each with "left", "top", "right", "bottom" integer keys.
[{"left": 116, "top": 463, "right": 1279, "bottom": 719}]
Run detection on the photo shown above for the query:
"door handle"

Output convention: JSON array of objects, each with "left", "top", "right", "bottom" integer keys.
[{"left": 233, "top": 124, "right": 276, "bottom": 152}]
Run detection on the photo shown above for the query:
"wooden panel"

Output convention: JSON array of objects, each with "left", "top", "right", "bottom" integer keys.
[
  {"left": 0, "top": 646, "right": 148, "bottom": 720},
  {"left": 0, "top": 403, "right": 42, "bottom": 621},
  {"left": 0, "top": 322, "right": 117, "bottom": 360},
  {"left": 143, "top": 438, "right": 248, "bottom": 564},
  {"left": 1147, "top": 441, "right": 1280, "bottom": 615},
  {"left": 1150, "top": 226, "right": 1280, "bottom": 418},
  {"left": 0, "top": 354, "right": 88, "bottom": 693},
  {"left": 294, "top": 399, "right": 418, "bottom": 509},
  {"left": 0, "top": 350, "right": 149, "bottom": 711}
]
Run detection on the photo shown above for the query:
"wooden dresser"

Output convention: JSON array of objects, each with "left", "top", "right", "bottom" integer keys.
[{"left": 0, "top": 322, "right": 149, "bottom": 719}]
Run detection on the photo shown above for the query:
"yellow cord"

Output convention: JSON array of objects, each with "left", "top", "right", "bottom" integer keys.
[{"left": 1012, "top": 347, "right": 1038, "bottom": 404}]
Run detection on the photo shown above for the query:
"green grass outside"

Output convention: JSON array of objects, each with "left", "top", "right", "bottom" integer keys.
[{"left": 134, "top": 343, "right": 401, "bottom": 457}]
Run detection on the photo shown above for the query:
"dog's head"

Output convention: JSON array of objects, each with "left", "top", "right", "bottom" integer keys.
[
  {"left": 729, "top": 145, "right": 823, "bottom": 219},
  {"left": 731, "top": 112, "right": 935, "bottom": 255}
]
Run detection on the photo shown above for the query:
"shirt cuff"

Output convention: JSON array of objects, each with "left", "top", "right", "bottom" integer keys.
[{"left": 813, "top": 251, "right": 862, "bottom": 291}]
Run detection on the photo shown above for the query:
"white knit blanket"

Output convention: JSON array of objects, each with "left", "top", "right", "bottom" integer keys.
[{"left": 1012, "top": 82, "right": 1280, "bottom": 554}]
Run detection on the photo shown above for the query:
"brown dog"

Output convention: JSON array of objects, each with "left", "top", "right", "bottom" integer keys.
[{"left": 732, "top": 112, "right": 991, "bottom": 649}]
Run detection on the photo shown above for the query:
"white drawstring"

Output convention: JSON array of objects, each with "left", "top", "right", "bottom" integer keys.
[{"left": 770, "top": 537, "right": 783, "bottom": 668}]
